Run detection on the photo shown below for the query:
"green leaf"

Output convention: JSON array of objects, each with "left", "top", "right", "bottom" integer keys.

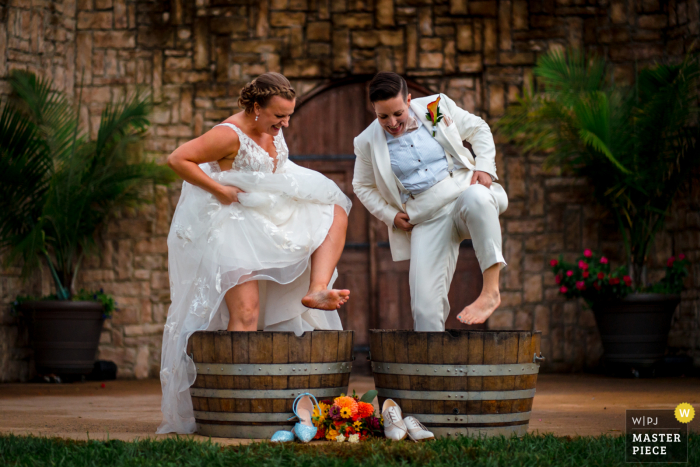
[{"left": 359, "top": 390, "right": 377, "bottom": 403}]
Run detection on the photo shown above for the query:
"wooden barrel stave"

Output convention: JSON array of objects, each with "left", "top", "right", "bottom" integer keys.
[
  {"left": 370, "top": 330, "right": 542, "bottom": 438},
  {"left": 188, "top": 330, "right": 353, "bottom": 438}
]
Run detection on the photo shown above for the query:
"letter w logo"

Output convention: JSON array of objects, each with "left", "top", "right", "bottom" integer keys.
[{"left": 680, "top": 409, "right": 691, "bottom": 418}]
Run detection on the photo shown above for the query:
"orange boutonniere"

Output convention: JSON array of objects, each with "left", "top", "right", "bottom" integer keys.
[{"left": 425, "top": 96, "right": 444, "bottom": 137}]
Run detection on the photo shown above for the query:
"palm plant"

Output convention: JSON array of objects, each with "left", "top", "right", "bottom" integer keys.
[
  {"left": 497, "top": 50, "right": 700, "bottom": 288},
  {"left": 0, "top": 70, "right": 175, "bottom": 300}
]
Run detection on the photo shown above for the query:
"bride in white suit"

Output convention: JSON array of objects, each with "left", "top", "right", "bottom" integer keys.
[
  {"left": 157, "top": 73, "right": 352, "bottom": 434},
  {"left": 353, "top": 72, "right": 508, "bottom": 332}
]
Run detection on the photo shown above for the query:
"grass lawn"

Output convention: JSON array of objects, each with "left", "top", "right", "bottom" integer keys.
[{"left": 1, "top": 433, "right": 698, "bottom": 466}]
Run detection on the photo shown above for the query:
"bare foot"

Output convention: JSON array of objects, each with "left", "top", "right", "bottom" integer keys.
[
  {"left": 301, "top": 288, "right": 350, "bottom": 310},
  {"left": 457, "top": 290, "right": 500, "bottom": 325}
]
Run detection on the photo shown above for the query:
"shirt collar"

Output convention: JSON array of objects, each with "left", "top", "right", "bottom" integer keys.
[{"left": 384, "top": 108, "right": 421, "bottom": 140}]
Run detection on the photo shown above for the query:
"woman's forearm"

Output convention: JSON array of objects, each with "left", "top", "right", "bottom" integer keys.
[{"left": 167, "top": 156, "right": 226, "bottom": 199}]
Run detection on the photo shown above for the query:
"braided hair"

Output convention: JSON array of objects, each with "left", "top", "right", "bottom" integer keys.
[{"left": 238, "top": 73, "right": 296, "bottom": 113}]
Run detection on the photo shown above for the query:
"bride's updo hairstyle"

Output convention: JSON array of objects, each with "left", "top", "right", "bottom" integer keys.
[{"left": 238, "top": 72, "right": 296, "bottom": 113}]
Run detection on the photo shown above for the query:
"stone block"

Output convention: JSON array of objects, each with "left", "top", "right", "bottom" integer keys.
[
  {"left": 500, "top": 291, "right": 523, "bottom": 307},
  {"left": 638, "top": 14, "right": 667, "bottom": 29},
  {"left": 307, "top": 21, "right": 331, "bottom": 42},
  {"left": 270, "top": 12, "right": 306, "bottom": 27},
  {"left": 483, "top": 18, "right": 497, "bottom": 63},
  {"left": 499, "top": 51, "right": 535, "bottom": 65},
  {"left": 419, "top": 7, "right": 432, "bottom": 36},
  {"left": 376, "top": 0, "right": 395, "bottom": 27},
  {"left": 420, "top": 37, "right": 442, "bottom": 52},
  {"left": 333, "top": 13, "right": 372, "bottom": 29},
  {"left": 378, "top": 30, "right": 403, "bottom": 47},
  {"left": 450, "top": 0, "right": 468, "bottom": 15},
  {"left": 524, "top": 274, "right": 543, "bottom": 303},
  {"left": 457, "top": 53, "right": 483, "bottom": 72},
  {"left": 456, "top": 24, "right": 473, "bottom": 51},
  {"left": 507, "top": 219, "right": 545, "bottom": 234},
  {"left": 77, "top": 11, "right": 113, "bottom": 30},
  {"left": 406, "top": 24, "right": 417, "bottom": 69},
  {"left": 488, "top": 83, "right": 504, "bottom": 116},
  {"left": 534, "top": 304, "right": 550, "bottom": 334},
  {"left": 353, "top": 31, "right": 378, "bottom": 48},
  {"left": 93, "top": 31, "right": 135, "bottom": 48},
  {"left": 134, "top": 345, "right": 149, "bottom": 379},
  {"left": 210, "top": 17, "right": 249, "bottom": 35},
  {"left": 193, "top": 19, "right": 209, "bottom": 70},
  {"left": 610, "top": 0, "right": 627, "bottom": 24},
  {"left": 515, "top": 308, "right": 532, "bottom": 330},
  {"left": 470, "top": 1, "right": 498, "bottom": 16},
  {"left": 488, "top": 309, "right": 514, "bottom": 329},
  {"left": 283, "top": 59, "right": 324, "bottom": 77},
  {"left": 419, "top": 52, "right": 443, "bottom": 68},
  {"left": 499, "top": 0, "right": 512, "bottom": 50},
  {"left": 513, "top": 0, "right": 528, "bottom": 30}
]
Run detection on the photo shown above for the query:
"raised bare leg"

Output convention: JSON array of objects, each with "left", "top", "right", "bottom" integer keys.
[
  {"left": 224, "top": 280, "right": 260, "bottom": 331},
  {"left": 457, "top": 264, "right": 501, "bottom": 325},
  {"left": 301, "top": 205, "right": 351, "bottom": 310}
]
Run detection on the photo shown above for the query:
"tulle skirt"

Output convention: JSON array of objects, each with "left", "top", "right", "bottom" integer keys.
[{"left": 157, "top": 161, "right": 352, "bottom": 434}]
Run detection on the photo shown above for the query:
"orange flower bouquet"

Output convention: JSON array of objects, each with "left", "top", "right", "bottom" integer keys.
[{"left": 311, "top": 390, "right": 384, "bottom": 442}]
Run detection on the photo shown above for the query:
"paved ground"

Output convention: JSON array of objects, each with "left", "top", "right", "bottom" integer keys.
[{"left": 0, "top": 374, "right": 698, "bottom": 445}]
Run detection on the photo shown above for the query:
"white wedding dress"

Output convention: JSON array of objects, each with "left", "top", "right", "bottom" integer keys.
[{"left": 157, "top": 123, "right": 352, "bottom": 434}]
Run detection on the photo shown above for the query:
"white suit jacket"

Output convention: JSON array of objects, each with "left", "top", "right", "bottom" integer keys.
[{"left": 352, "top": 93, "right": 501, "bottom": 261}]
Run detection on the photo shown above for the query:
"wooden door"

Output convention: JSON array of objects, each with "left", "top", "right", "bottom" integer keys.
[{"left": 284, "top": 79, "right": 484, "bottom": 353}]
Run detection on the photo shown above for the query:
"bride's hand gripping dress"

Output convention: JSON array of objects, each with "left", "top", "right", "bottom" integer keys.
[{"left": 157, "top": 122, "right": 352, "bottom": 434}]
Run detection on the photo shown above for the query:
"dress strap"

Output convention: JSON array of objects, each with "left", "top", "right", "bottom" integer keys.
[{"left": 215, "top": 122, "right": 244, "bottom": 136}]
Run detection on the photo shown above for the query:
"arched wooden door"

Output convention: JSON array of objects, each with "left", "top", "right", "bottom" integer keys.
[{"left": 284, "top": 78, "right": 484, "bottom": 354}]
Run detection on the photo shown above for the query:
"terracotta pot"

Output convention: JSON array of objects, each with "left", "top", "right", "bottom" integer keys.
[
  {"left": 19, "top": 300, "right": 105, "bottom": 376},
  {"left": 592, "top": 293, "right": 680, "bottom": 369}
]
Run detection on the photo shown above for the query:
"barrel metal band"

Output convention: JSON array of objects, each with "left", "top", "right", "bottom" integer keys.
[
  {"left": 377, "top": 388, "right": 536, "bottom": 401},
  {"left": 195, "top": 362, "right": 352, "bottom": 376},
  {"left": 190, "top": 386, "right": 347, "bottom": 399},
  {"left": 194, "top": 411, "right": 294, "bottom": 422},
  {"left": 404, "top": 412, "right": 532, "bottom": 424},
  {"left": 371, "top": 362, "right": 540, "bottom": 377}
]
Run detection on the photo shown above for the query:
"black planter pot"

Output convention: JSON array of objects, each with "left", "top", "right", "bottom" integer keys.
[
  {"left": 19, "top": 300, "right": 105, "bottom": 376},
  {"left": 592, "top": 293, "right": 680, "bottom": 371}
]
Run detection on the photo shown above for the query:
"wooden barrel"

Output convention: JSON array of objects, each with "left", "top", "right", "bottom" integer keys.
[
  {"left": 188, "top": 330, "right": 354, "bottom": 438},
  {"left": 369, "top": 330, "right": 543, "bottom": 439}
]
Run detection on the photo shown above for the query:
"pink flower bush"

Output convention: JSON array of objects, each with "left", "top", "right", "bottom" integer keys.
[
  {"left": 576, "top": 281, "right": 586, "bottom": 290},
  {"left": 667, "top": 256, "right": 675, "bottom": 267},
  {"left": 550, "top": 259, "right": 558, "bottom": 267},
  {"left": 600, "top": 257, "right": 608, "bottom": 264},
  {"left": 559, "top": 286, "right": 568, "bottom": 294},
  {"left": 584, "top": 249, "right": 592, "bottom": 257},
  {"left": 566, "top": 270, "right": 573, "bottom": 277}
]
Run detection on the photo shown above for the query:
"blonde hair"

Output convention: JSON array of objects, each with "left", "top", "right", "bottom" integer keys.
[{"left": 238, "top": 72, "right": 296, "bottom": 113}]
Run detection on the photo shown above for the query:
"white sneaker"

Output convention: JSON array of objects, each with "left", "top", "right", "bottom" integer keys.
[
  {"left": 381, "top": 399, "right": 408, "bottom": 441},
  {"left": 403, "top": 416, "right": 435, "bottom": 442}
]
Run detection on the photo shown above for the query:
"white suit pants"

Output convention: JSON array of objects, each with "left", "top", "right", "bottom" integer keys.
[{"left": 409, "top": 184, "right": 506, "bottom": 332}]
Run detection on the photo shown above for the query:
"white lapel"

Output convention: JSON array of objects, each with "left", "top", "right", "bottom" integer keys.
[
  {"left": 371, "top": 121, "right": 402, "bottom": 208},
  {"left": 411, "top": 98, "right": 475, "bottom": 166}
]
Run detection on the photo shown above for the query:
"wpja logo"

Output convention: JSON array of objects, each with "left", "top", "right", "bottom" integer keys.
[{"left": 626, "top": 407, "right": 691, "bottom": 463}]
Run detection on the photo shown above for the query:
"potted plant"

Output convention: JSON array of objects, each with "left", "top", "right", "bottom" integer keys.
[
  {"left": 497, "top": 50, "right": 699, "bottom": 373},
  {"left": 1, "top": 70, "right": 175, "bottom": 378},
  {"left": 549, "top": 250, "right": 689, "bottom": 373}
]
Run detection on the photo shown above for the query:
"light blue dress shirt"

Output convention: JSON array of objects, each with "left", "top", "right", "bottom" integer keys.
[{"left": 386, "top": 110, "right": 449, "bottom": 204}]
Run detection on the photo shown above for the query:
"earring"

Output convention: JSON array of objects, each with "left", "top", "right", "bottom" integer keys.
[{"left": 255, "top": 115, "right": 259, "bottom": 121}]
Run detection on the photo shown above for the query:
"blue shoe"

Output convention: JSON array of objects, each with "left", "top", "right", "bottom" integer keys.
[
  {"left": 271, "top": 430, "right": 295, "bottom": 443},
  {"left": 291, "top": 392, "right": 320, "bottom": 443}
]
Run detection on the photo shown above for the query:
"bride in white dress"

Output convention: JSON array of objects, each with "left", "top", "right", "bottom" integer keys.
[{"left": 157, "top": 73, "right": 352, "bottom": 434}]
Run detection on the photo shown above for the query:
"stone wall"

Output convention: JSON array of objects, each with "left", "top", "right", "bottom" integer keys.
[{"left": 1, "top": 0, "right": 699, "bottom": 381}]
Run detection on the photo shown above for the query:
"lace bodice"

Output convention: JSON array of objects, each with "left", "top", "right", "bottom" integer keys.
[{"left": 209, "top": 123, "right": 288, "bottom": 174}]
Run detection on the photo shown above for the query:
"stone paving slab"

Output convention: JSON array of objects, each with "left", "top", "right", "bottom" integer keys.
[{"left": 0, "top": 374, "right": 698, "bottom": 445}]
